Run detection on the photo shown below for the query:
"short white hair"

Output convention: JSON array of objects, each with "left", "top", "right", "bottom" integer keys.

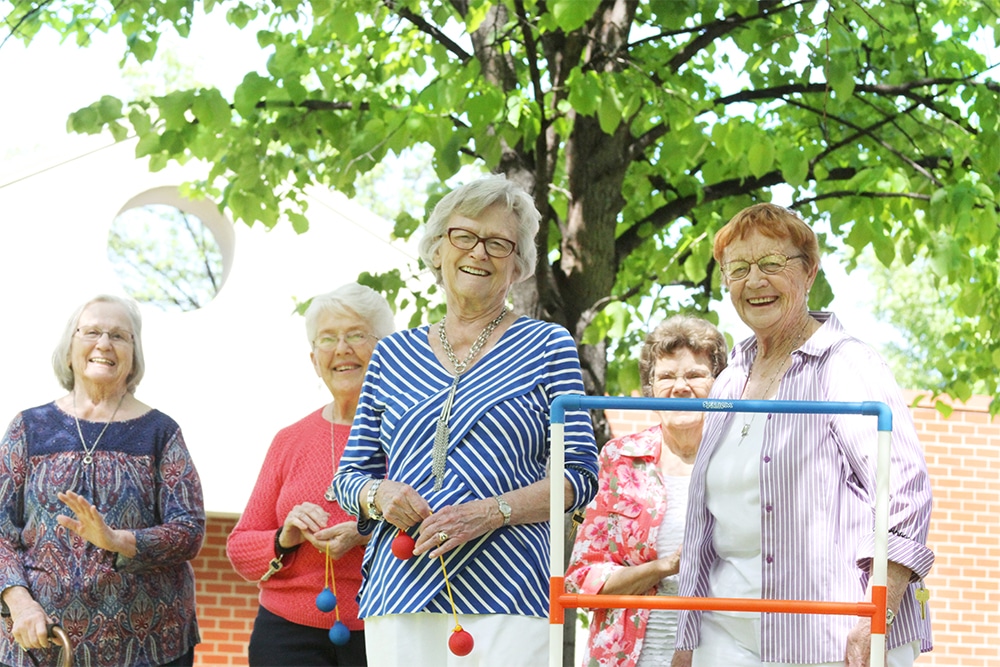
[
  {"left": 417, "top": 175, "right": 540, "bottom": 285},
  {"left": 303, "top": 283, "right": 395, "bottom": 344}
]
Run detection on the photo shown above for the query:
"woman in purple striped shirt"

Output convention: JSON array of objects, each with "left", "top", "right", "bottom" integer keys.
[{"left": 672, "top": 204, "right": 934, "bottom": 667}]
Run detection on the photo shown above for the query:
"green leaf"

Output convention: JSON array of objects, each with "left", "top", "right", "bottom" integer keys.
[
  {"left": 191, "top": 89, "right": 232, "bottom": 131},
  {"left": 747, "top": 136, "right": 775, "bottom": 179},
  {"left": 566, "top": 69, "right": 601, "bottom": 116},
  {"left": 550, "top": 0, "right": 601, "bottom": 32},
  {"left": 597, "top": 85, "right": 622, "bottom": 135},
  {"left": 778, "top": 146, "right": 809, "bottom": 187},
  {"left": 234, "top": 73, "right": 270, "bottom": 118}
]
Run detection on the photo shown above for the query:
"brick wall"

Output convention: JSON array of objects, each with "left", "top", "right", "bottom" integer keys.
[
  {"left": 192, "top": 395, "right": 1000, "bottom": 665},
  {"left": 192, "top": 516, "right": 257, "bottom": 666}
]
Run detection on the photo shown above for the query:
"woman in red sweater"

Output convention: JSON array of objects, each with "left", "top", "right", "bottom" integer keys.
[{"left": 227, "top": 283, "right": 395, "bottom": 666}]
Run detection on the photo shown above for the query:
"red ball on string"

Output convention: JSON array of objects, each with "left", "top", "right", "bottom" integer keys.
[
  {"left": 328, "top": 621, "right": 351, "bottom": 646},
  {"left": 448, "top": 627, "right": 474, "bottom": 656},
  {"left": 315, "top": 587, "right": 337, "bottom": 612},
  {"left": 391, "top": 532, "right": 416, "bottom": 560}
]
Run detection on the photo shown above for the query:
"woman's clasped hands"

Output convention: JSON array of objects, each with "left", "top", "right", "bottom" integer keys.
[
  {"left": 282, "top": 502, "right": 367, "bottom": 560},
  {"left": 374, "top": 479, "right": 499, "bottom": 559}
]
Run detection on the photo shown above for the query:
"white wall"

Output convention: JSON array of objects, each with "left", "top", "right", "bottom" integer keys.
[{"left": 0, "top": 139, "right": 418, "bottom": 514}]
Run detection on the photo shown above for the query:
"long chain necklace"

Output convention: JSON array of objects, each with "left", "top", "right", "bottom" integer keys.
[
  {"left": 431, "top": 307, "right": 509, "bottom": 490},
  {"left": 738, "top": 319, "right": 812, "bottom": 445},
  {"left": 73, "top": 391, "right": 127, "bottom": 465},
  {"left": 325, "top": 406, "right": 339, "bottom": 502}
]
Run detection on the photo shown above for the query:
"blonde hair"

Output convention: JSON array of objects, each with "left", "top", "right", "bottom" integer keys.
[{"left": 52, "top": 295, "right": 145, "bottom": 393}]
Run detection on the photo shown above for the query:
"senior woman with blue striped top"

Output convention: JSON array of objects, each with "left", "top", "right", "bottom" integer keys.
[
  {"left": 671, "top": 203, "right": 934, "bottom": 667},
  {"left": 333, "top": 175, "right": 598, "bottom": 666}
]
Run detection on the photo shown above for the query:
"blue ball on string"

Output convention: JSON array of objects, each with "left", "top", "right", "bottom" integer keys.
[
  {"left": 315, "top": 588, "right": 337, "bottom": 613},
  {"left": 328, "top": 621, "right": 350, "bottom": 645}
]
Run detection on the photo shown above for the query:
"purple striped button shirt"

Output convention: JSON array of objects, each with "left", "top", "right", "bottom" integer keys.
[{"left": 676, "top": 312, "right": 934, "bottom": 662}]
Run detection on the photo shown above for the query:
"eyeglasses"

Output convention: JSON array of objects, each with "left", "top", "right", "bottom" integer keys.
[
  {"left": 75, "top": 327, "right": 134, "bottom": 345},
  {"left": 721, "top": 253, "right": 806, "bottom": 281},
  {"left": 652, "top": 371, "right": 714, "bottom": 392},
  {"left": 314, "top": 331, "right": 377, "bottom": 351},
  {"left": 446, "top": 227, "right": 517, "bottom": 259}
]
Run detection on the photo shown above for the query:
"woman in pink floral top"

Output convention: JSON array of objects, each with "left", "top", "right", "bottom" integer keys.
[{"left": 566, "top": 316, "right": 727, "bottom": 667}]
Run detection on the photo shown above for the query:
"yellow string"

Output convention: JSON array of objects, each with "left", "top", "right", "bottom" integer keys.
[
  {"left": 324, "top": 541, "right": 331, "bottom": 588},
  {"left": 326, "top": 541, "right": 341, "bottom": 622},
  {"left": 439, "top": 555, "right": 462, "bottom": 631}
]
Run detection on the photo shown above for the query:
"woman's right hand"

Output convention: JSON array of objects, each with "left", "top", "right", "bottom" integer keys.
[
  {"left": 373, "top": 480, "right": 432, "bottom": 530},
  {"left": 4, "top": 587, "right": 52, "bottom": 650},
  {"left": 280, "top": 502, "right": 330, "bottom": 549}
]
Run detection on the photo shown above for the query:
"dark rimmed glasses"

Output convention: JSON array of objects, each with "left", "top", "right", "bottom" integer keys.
[
  {"left": 446, "top": 227, "right": 517, "bottom": 259},
  {"left": 75, "top": 327, "right": 134, "bottom": 345},
  {"left": 721, "top": 253, "right": 805, "bottom": 281},
  {"left": 313, "top": 331, "right": 377, "bottom": 351}
]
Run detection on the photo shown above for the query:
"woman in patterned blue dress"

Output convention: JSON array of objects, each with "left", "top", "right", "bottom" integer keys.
[
  {"left": 0, "top": 295, "right": 204, "bottom": 667},
  {"left": 334, "top": 175, "right": 599, "bottom": 666}
]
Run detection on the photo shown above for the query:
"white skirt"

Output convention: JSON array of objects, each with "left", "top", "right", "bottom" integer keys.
[{"left": 364, "top": 612, "right": 548, "bottom": 667}]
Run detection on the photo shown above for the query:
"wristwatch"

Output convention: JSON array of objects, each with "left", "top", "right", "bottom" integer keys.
[
  {"left": 885, "top": 608, "right": 896, "bottom": 627},
  {"left": 495, "top": 495, "right": 511, "bottom": 527},
  {"left": 366, "top": 479, "right": 384, "bottom": 521}
]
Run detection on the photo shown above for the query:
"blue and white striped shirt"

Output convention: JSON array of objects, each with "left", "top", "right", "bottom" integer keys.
[
  {"left": 334, "top": 316, "right": 598, "bottom": 618},
  {"left": 676, "top": 312, "right": 934, "bottom": 662}
]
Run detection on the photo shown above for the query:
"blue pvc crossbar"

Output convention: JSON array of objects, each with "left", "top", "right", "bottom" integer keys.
[{"left": 550, "top": 396, "right": 892, "bottom": 431}]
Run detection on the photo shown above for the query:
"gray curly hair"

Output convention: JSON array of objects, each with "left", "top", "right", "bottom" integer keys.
[{"left": 638, "top": 315, "right": 728, "bottom": 397}]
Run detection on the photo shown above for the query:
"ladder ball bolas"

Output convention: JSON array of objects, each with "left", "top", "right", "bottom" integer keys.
[
  {"left": 315, "top": 587, "right": 337, "bottom": 613},
  {"left": 449, "top": 628, "right": 474, "bottom": 656},
  {"left": 328, "top": 621, "right": 351, "bottom": 646},
  {"left": 391, "top": 532, "right": 416, "bottom": 560}
]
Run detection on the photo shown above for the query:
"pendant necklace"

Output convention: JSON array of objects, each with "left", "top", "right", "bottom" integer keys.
[
  {"left": 431, "top": 307, "right": 508, "bottom": 490},
  {"left": 324, "top": 405, "right": 339, "bottom": 502},
  {"left": 73, "top": 391, "right": 127, "bottom": 465},
  {"left": 739, "top": 320, "right": 811, "bottom": 445}
]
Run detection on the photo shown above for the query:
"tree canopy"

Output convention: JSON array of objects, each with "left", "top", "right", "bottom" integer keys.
[{"left": 5, "top": 0, "right": 1000, "bottom": 414}]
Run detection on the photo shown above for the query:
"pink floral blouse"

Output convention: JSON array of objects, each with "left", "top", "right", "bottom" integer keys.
[{"left": 566, "top": 426, "right": 671, "bottom": 667}]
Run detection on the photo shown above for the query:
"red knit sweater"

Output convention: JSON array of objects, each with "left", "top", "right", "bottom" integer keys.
[{"left": 227, "top": 408, "right": 365, "bottom": 630}]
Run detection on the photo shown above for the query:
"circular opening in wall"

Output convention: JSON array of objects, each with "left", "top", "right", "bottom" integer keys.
[{"left": 108, "top": 187, "right": 235, "bottom": 312}]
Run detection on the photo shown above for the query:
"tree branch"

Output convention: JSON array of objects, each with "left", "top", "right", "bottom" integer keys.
[
  {"left": 384, "top": 0, "right": 472, "bottom": 63},
  {"left": 794, "top": 190, "right": 931, "bottom": 207},
  {"left": 712, "top": 76, "right": 980, "bottom": 108}
]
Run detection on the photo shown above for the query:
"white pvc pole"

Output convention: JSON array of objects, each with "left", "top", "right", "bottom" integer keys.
[
  {"left": 549, "top": 422, "right": 565, "bottom": 667},
  {"left": 869, "top": 429, "right": 893, "bottom": 667}
]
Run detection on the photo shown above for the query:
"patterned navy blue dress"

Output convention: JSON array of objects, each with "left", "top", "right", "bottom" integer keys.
[{"left": 0, "top": 403, "right": 204, "bottom": 667}]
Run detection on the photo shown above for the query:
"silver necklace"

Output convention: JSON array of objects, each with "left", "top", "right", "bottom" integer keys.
[
  {"left": 73, "top": 391, "right": 127, "bottom": 465},
  {"left": 739, "top": 320, "right": 811, "bottom": 445},
  {"left": 437, "top": 307, "right": 509, "bottom": 374},
  {"left": 324, "top": 406, "right": 339, "bottom": 503},
  {"left": 431, "top": 307, "right": 509, "bottom": 490}
]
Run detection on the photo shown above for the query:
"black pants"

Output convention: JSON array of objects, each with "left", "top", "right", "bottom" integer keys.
[{"left": 247, "top": 605, "right": 367, "bottom": 667}]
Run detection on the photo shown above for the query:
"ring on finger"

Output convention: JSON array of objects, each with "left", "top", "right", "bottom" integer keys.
[{"left": 437, "top": 531, "right": 449, "bottom": 544}]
